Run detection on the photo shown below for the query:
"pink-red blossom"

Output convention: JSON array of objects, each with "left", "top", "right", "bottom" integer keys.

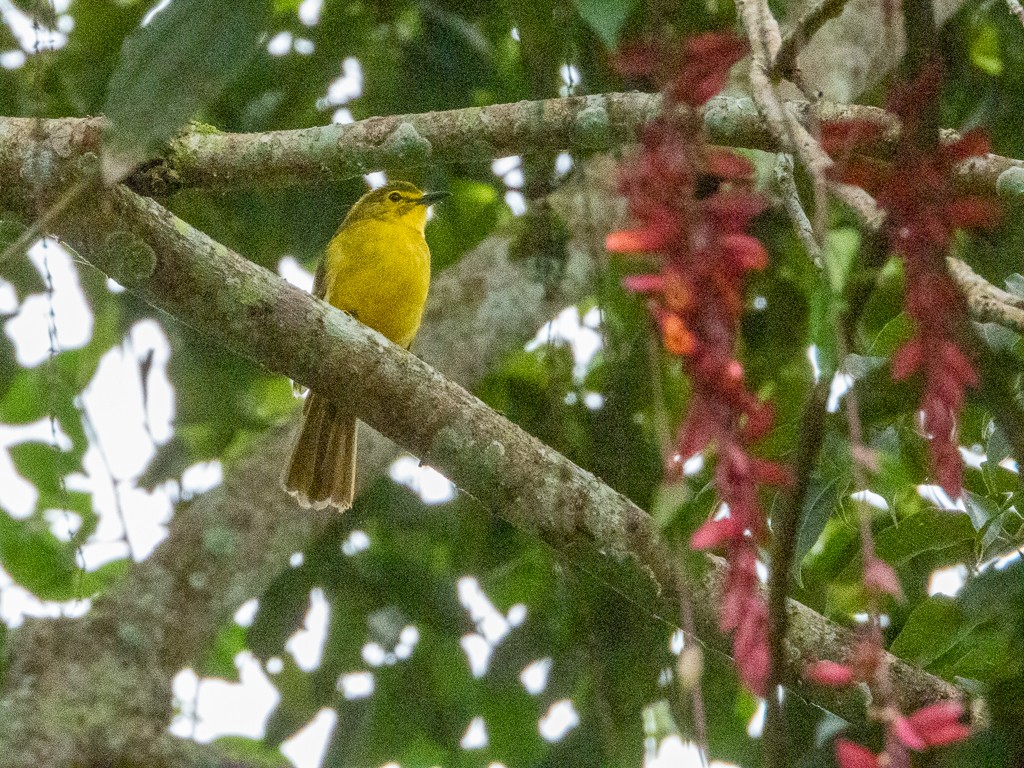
[
  {"left": 863, "top": 557, "right": 904, "bottom": 600},
  {"left": 823, "top": 58, "right": 1002, "bottom": 496},
  {"left": 896, "top": 701, "right": 971, "bottom": 749},
  {"left": 836, "top": 739, "right": 881, "bottom": 768},
  {"left": 804, "top": 660, "right": 855, "bottom": 687},
  {"left": 836, "top": 701, "right": 970, "bottom": 766},
  {"left": 608, "top": 31, "right": 784, "bottom": 695}
]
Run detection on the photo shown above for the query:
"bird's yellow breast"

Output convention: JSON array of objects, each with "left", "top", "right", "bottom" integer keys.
[{"left": 322, "top": 217, "right": 431, "bottom": 349}]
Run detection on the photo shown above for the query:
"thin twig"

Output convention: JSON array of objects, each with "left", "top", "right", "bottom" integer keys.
[
  {"left": 741, "top": 0, "right": 840, "bottom": 248},
  {"left": 783, "top": 98, "right": 830, "bottom": 236},
  {"left": 38, "top": 239, "right": 86, "bottom": 603},
  {"left": 738, "top": 0, "right": 790, "bottom": 145},
  {"left": 78, "top": 399, "right": 136, "bottom": 559},
  {"left": 774, "top": 153, "right": 823, "bottom": 267},
  {"left": 0, "top": 178, "right": 91, "bottom": 267},
  {"left": 772, "top": 0, "right": 852, "bottom": 82},
  {"left": 837, "top": 330, "right": 893, "bottom": 690},
  {"left": 762, "top": 380, "right": 829, "bottom": 768}
]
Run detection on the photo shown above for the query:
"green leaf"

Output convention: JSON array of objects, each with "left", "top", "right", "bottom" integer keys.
[
  {"left": 479, "top": 675, "right": 545, "bottom": 764},
  {"left": 263, "top": 654, "right": 318, "bottom": 747},
  {"left": 822, "top": 227, "right": 859, "bottom": 295},
  {"left": 963, "top": 490, "right": 1001, "bottom": 532},
  {"left": 0, "top": 343, "right": 113, "bottom": 431},
  {"left": 970, "top": 22, "right": 1003, "bottom": 76},
  {"left": 650, "top": 479, "right": 690, "bottom": 530},
  {"left": 136, "top": 434, "right": 195, "bottom": 490},
  {"left": 0, "top": 220, "right": 45, "bottom": 300},
  {"left": 807, "top": 281, "right": 840, "bottom": 378},
  {"left": 961, "top": 558, "right": 1024, "bottom": 638},
  {"left": 932, "top": 626, "right": 1014, "bottom": 681},
  {"left": 977, "top": 321, "right": 1019, "bottom": 353},
  {"left": 202, "top": 623, "right": 247, "bottom": 682},
  {"left": 793, "top": 477, "right": 844, "bottom": 586},
  {"left": 8, "top": 441, "right": 79, "bottom": 494},
  {"left": 867, "top": 313, "right": 914, "bottom": 357},
  {"left": 982, "top": 426, "right": 1019, "bottom": 497},
  {"left": 873, "top": 511, "right": 977, "bottom": 565},
  {"left": 323, "top": 696, "right": 374, "bottom": 767},
  {"left": 79, "top": 558, "right": 131, "bottom": 595},
  {"left": 101, "top": 0, "right": 271, "bottom": 181},
  {"left": 0, "top": 368, "right": 51, "bottom": 425},
  {"left": 248, "top": 566, "right": 314, "bottom": 661},
  {"left": 482, "top": 545, "right": 555, "bottom": 613},
  {"left": 37, "top": 489, "right": 97, "bottom": 545},
  {"left": 842, "top": 353, "right": 886, "bottom": 381},
  {"left": 311, "top": 590, "right": 372, "bottom": 704},
  {"left": 890, "top": 596, "right": 972, "bottom": 667},
  {"left": 0, "top": 513, "right": 78, "bottom": 600},
  {"left": 573, "top": 0, "right": 635, "bottom": 49}
]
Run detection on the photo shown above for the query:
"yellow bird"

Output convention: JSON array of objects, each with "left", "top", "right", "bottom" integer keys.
[{"left": 283, "top": 180, "right": 446, "bottom": 511}]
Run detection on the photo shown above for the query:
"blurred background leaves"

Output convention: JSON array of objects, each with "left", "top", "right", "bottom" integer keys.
[{"left": 0, "top": 0, "right": 1022, "bottom": 766}]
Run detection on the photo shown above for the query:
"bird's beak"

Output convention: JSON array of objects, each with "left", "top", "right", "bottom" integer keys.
[{"left": 417, "top": 191, "right": 450, "bottom": 205}]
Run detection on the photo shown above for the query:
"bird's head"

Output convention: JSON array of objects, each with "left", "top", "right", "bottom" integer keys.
[{"left": 344, "top": 181, "right": 449, "bottom": 233}]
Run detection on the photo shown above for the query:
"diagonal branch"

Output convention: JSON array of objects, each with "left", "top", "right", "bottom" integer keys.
[
  {"left": 0, "top": 178, "right": 968, "bottom": 765},
  {"left": 58, "top": 181, "right": 685, "bottom": 612},
  {"left": 0, "top": 211, "right": 601, "bottom": 766}
]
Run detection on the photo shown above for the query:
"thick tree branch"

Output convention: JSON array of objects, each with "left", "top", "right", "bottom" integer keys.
[
  {"left": 0, "top": 177, "right": 969, "bottom": 764},
  {"left": 7, "top": 96, "right": 1020, "bottom": 339},
  {"left": 0, "top": 94, "right": 1020, "bottom": 201},
  {"left": 59, "top": 182, "right": 684, "bottom": 610}
]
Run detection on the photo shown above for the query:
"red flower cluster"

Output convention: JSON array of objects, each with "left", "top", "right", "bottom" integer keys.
[
  {"left": 833, "top": 700, "right": 970, "bottom": 767},
  {"left": 823, "top": 59, "right": 1001, "bottom": 497},
  {"left": 607, "top": 32, "right": 791, "bottom": 695},
  {"left": 807, "top": 637, "right": 970, "bottom": 764}
]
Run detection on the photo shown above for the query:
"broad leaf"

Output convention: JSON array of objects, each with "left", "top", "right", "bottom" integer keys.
[
  {"left": 101, "top": 0, "right": 271, "bottom": 181},
  {"left": 573, "top": 0, "right": 636, "bottom": 49}
]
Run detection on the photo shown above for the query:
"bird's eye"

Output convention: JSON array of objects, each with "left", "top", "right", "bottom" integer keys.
[{"left": 388, "top": 191, "right": 402, "bottom": 202}]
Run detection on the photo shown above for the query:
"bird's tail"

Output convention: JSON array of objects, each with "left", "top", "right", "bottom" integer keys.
[{"left": 282, "top": 394, "right": 357, "bottom": 512}]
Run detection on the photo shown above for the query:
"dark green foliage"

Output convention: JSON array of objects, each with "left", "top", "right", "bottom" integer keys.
[
  {"left": 101, "top": 0, "right": 271, "bottom": 178},
  {"left": 248, "top": 478, "right": 679, "bottom": 766},
  {"left": 3, "top": 1, "right": 1024, "bottom": 765},
  {"left": 572, "top": 0, "right": 637, "bottom": 49}
]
